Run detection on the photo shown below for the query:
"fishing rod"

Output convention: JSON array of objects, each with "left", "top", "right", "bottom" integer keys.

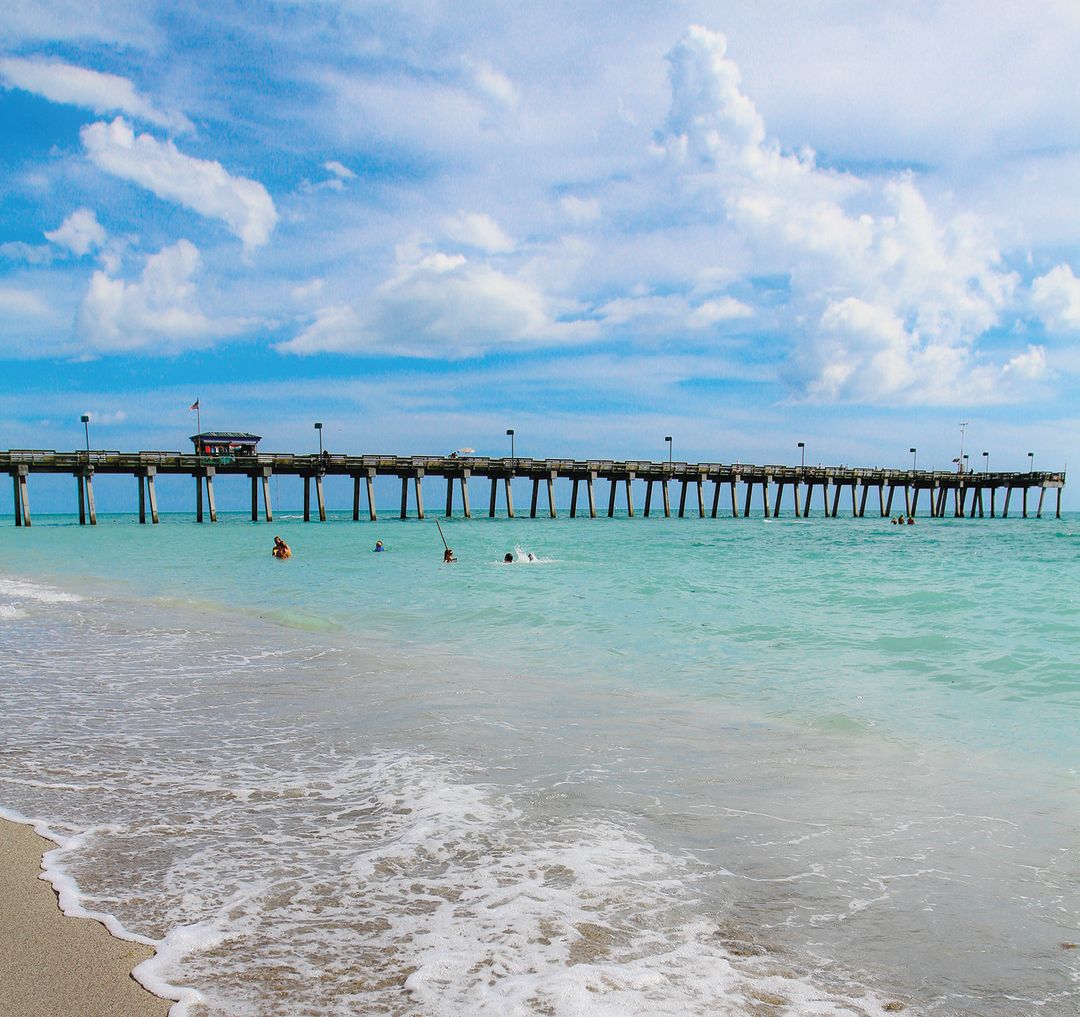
[{"left": 435, "top": 519, "right": 449, "bottom": 550}]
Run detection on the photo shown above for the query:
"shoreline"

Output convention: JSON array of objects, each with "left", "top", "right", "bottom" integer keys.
[{"left": 0, "top": 816, "right": 172, "bottom": 1017}]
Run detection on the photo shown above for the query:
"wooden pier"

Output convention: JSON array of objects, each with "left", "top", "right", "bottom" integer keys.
[{"left": 2, "top": 450, "right": 1065, "bottom": 526}]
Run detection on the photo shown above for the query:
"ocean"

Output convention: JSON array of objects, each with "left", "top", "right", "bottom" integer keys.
[{"left": 1, "top": 510, "right": 1078, "bottom": 1016}]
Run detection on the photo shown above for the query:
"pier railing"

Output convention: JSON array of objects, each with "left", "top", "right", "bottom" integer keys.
[{"left": 2, "top": 449, "right": 1065, "bottom": 526}]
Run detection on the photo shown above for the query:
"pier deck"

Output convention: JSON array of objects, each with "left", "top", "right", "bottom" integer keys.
[{"left": 3, "top": 450, "right": 1065, "bottom": 526}]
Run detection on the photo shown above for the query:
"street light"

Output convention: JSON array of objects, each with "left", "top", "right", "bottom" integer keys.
[
  {"left": 797, "top": 441, "right": 805, "bottom": 468},
  {"left": 80, "top": 414, "right": 90, "bottom": 453},
  {"left": 1028, "top": 451, "right": 1034, "bottom": 472},
  {"left": 962, "top": 454, "right": 969, "bottom": 474},
  {"left": 506, "top": 428, "right": 515, "bottom": 463},
  {"left": 958, "top": 421, "right": 968, "bottom": 474},
  {"left": 909, "top": 447, "right": 917, "bottom": 471},
  {"left": 665, "top": 435, "right": 673, "bottom": 463},
  {"left": 982, "top": 451, "right": 989, "bottom": 473},
  {"left": 314, "top": 421, "right": 323, "bottom": 455}
]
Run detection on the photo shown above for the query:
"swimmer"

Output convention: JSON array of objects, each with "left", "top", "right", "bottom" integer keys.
[
  {"left": 272, "top": 536, "right": 291, "bottom": 559},
  {"left": 443, "top": 547, "right": 457, "bottom": 563},
  {"left": 527, "top": 552, "right": 536, "bottom": 562},
  {"left": 504, "top": 552, "right": 514, "bottom": 563},
  {"left": 907, "top": 516, "right": 915, "bottom": 525},
  {"left": 373, "top": 540, "right": 385, "bottom": 552}
]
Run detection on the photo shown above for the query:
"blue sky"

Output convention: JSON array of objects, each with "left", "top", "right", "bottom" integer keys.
[{"left": 3, "top": 1, "right": 1080, "bottom": 501}]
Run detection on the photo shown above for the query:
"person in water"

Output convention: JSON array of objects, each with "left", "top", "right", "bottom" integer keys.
[
  {"left": 272, "top": 536, "right": 291, "bottom": 559},
  {"left": 907, "top": 516, "right": 915, "bottom": 525},
  {"left": 373, "top": 540, "right": 385, "bottom": 552},
  {"left": 443, "top": 548, "right": 457, "bottom": 563},
  {"left": 504, "top": 552, "right": 514, "bottom": 563}
]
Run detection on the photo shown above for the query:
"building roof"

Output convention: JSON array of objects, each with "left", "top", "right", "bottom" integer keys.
[{"left": 190, "top": 432, "right": 262, "bottom": 442}]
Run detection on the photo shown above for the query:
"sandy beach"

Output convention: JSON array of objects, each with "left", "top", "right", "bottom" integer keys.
[{"left": 0, "top": 817, "right": 170, "bottom": 1017}]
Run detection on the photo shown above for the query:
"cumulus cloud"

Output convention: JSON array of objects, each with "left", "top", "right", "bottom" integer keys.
[
  {"left": 1031, "top": 264, "right": 1080, "bottom": 332},
  {"left": 77, "top": 239, "right": 250, "bottom": 352},
  {"left": 0, "top": 56, "right": 190, "bottom": 132},
  {"left": 279, "top": 251, "right": 596, "bottom": 357},
  {"left": 323, "top": 160, "right": 355, "bottom": 181},
  {"left": 659, "top": 25, "right": 1033, "bottom": 403},
  {"left": 44, "top": 207, "right": 106, "bottom": 256},
  {"left": 81, "top": 118, "right": 277, "bottom": 249},
  {"left": 597, "top": 292, "right": 752, "bottom": 333},
  {"left": 442, "top": 211, "right": 515, "bottom": 253}
]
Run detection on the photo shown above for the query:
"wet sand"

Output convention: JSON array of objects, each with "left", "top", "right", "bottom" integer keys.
[{"left": 0, "top": 817, "right": 170, "bottom": 1017}]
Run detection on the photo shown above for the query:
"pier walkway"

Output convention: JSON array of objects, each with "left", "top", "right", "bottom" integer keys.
[{"left": 3, "top": 450, "right": 1065, "bottom": 526}]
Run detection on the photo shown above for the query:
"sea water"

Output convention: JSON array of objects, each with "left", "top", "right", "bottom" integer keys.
[{"left": 1, "top": 511, "right": 1078, "bottom": 1016}]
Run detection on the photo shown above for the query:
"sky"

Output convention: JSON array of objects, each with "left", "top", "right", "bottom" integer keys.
[{"left": 3, "top": 0, "right": 1080, "bottom": 507}]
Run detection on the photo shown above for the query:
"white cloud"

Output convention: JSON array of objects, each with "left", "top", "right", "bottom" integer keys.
[
  {"left": 44, "top": 207, "right": 106, "bottom": 256},
  {"left": 659, "top": 25, "right": 1024, "bottom": 403},
  {"left": 0, "top": 241, "right": 54, "bottom": 264},
  {"left": 442, "top": 211, "right": 515, "bottom": 253},
  {"left": 77, "top": 239, "right": 250, "bottom": 352},
  {"left": 597, "top": 293, "right": 752, "bottom": 333},
  {"left": 81, "top": 118, "right": 277, "bottom": 249},
  {"left": 0, "top": 285, "right": 53, "bottom": 319},
  {"left": 323, "top": 160, "right": 355, "bottom": 181},
  {"left": 0, "top": 56, "right": 189, "bottom": 131},
  {"left": 463, "top": 57, "right": 519, "bottom": 108},
  {"left": 279, "top": 251, "right": 597, "bottom": 357},
  {"left": 559, "top": 196, "right": 600, "bottom": 225},
  {"left": 1031, "top": 264, "right": 1080, "bottom": 332}
]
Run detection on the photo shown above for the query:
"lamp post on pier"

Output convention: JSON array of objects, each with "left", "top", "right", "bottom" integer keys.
[
  {"left": 1028, "top": 451, "right": 1034, "bottom": 473},
  {"left": 506, "top": 428, "right": 515, "bottom": 466},
  {"left": 983, "top": 451, "right": 989, "bottom": 473},
  {"left": 958, "top": 421, "right": 968, "bottom": 474},
  {"left": 665, "top": 435, "right": 673, "bottom": 464},
  {"left": 797, "top": 441, "right": 805, "bottom": 468},
  {"left": 314, "top": 421, "right": 323, "bottom": 456},
  {"left": 909, "top": 447, "right": 917, "bottom": 471},
  {"left": 962, "top": 454, "right": 969, "bottom": 474},
  {"left": 80, "top": 414, "right": 90, "bottom": 453}
]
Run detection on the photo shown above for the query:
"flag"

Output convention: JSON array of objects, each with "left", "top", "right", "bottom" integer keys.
[{"left": 189, "top": 399, "right": 200, "bottom": 411}]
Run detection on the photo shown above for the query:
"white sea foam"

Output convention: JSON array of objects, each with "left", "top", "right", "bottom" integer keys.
[
  {"left": 0, "top": 604, "right": 26, "bottom": 620},
  {"left": 0, "top": 575, "right": 83, "bottom": 603}
]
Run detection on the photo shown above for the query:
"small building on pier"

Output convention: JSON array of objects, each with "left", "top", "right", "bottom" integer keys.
[{"left": 191, "top": 432, "right": 262, "bottom": 457}]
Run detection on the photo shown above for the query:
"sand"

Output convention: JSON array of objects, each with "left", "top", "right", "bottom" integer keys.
[{"left": 0, "top": 817, "right": 171, "bottom": 1017}]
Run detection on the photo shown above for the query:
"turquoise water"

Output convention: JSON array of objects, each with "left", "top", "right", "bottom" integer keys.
[{"left": 1, "top": 512, "right": 1078, "bottom": 1015}]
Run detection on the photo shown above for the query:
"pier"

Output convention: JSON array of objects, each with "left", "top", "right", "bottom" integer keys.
[{"left": 2, "top": 450, "right": 1065, "bottom": 526}]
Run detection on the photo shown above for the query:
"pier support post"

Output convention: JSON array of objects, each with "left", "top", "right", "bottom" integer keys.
[
  {"left": 504, "top": 476, "right": 514, "bottom": 518},
  {"left": 547, "top": 472, "right": 557, "bottom": 518},
  {"left": 263, "top": 470, "right": 274, "bottom": 523},
  {"left": 743, "top": 480, "right": 753, "bottom": 518},
  {"left": 774, "top": 481, "right": 784, "bottom": 517},
  {"left": 77, "top": 473, "right": 86, "bottom": 525},
  {"left": 85, "top": 472, "right": 96, "bottom": 525},
  {"left": 587, "top": 472, "right": 597, "bottom": 519},
  {"left": 530, "top": 478, "right": 540, "bottom": 518},
  {"left": 679, "top": 480, "right": 689, "bottom": 518},
  {"left": 146, "top": 470, "right": 159, "bottom": 524},
  {"left": 831, "top": 484, "right": 841, "bottom": 518},
  {"left": 1003, "top": 487, "right": 1012, "bottom": 518},
  {"left": 250, "top": 476, "right": 259, "bottom": 522},
  {"left": 644, "top": 479, "right": 654, "bottom": 517},
  {"left": 401, "top": 477, "right": 410, "bottom": 520},
  {"left": 205, "top": 470, "right": 217, "bottom": 523},
  {"left": 990, "top": 488, "right": 996, "bottom": 518},
  {"left": 489, "top": 477, "right": 497, "bottom": 518},
  {"left": 196, "top": 473, "right": 204, "bottom": 523},
  {"left": 460, "top": 471, "right": 471, "bottom": 519},
  {"left": 663, "top": 479, "right": 671, "bottom": 518},
  {"left": 445, "top": 476, "right": 454, "bottom": 518},
  {"left": 731, "top": 477, "right": 740, "bottom": 518},
  {"left": 1057, "top": 487, "right": 1062, "bottom": 519},
  {"left": 12, "top": 473, "right": 21, "bottom": 526},
  {"left": 858, "top": 482, "right": 868, "bottom": 518},
  {"left": 761, "top": 479, "right": 771, "bottom": 519},
  {"left": 12, "top": 468, "right": 30, "bottom": 526},
  {"left": 802, "top": 481, "right": 813, "bottom": 517},
  {"left": 303, "top": 476, "right": 311, "bottom": 522},
  {"left": 696, "top": 477, "right": 705, "bottom": 518},
  {"left": 711, "top": 479, "right": 722, "bottom": 519},
  {"left": 354, "top": 475, "right": 363, "bottom": 521},
  {"left": 1036, "top": 486, "right": 1046, "bottom": 518},
  {"left": 911, "top": 487, "right": 920, "bottom": 516},
  {"left": 936, "top": 486, "right": 947, "bottom": 518},
  {"left": 793, "top": 481, "right": 802, "bottom": 518},
  {"left": 626, "top": 472, "right": 636, "bottom": 518},
  {"left": 608, "top": 479, "right": 617, "bottom": 518},
  {"left": 413, "top": 471, "right": 424, "bottom": 520},
  {"left": 570, "top": 478, "right": 580, "bottom": 518},
  {"left": 138, "top": 474, "right": 147, "bottom": 524},
  {"left": 877, "top": 485, "right": 886, "bottom": 517},
  {"left": 366, "top": 469, "right": 377, "bottom": 521},
  {"left": 976, "top": 488, "right": 984, "bottom": 518},
  {"left": 316, "top": 472, "right": 327, "bottom": 521},
  {"left": 885, "top": 484, "right": 895, "bottom": 516}
]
